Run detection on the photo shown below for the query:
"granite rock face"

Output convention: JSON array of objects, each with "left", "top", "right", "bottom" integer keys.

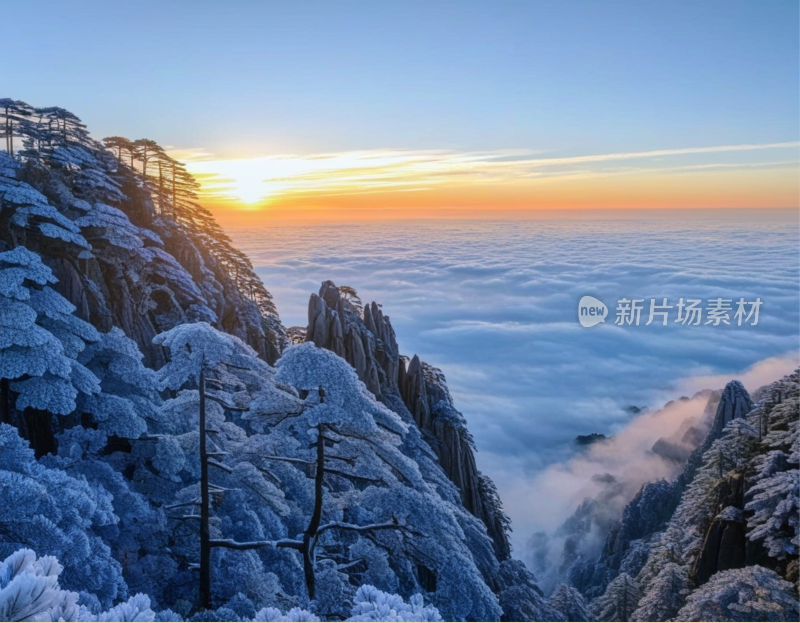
[
  {"left": 709, "top": 380, "right": 754, "bottom": 436},
  {"left": 305, "top": 280, "right": 512, "bottom": 560},
  {"left": 691, "top": 478, "right": 747, "bottom": 585}
]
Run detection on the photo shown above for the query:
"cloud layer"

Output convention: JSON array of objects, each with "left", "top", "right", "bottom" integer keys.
[{"left": 229, "top": 210, "right": 799, "bottom": 553}]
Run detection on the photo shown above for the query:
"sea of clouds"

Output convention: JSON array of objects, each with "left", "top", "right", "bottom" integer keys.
[{"left": 229, "top": 209, "right": 799, "bottom": 555}]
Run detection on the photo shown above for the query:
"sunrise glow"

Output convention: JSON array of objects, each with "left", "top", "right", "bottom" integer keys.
[{"left": 176, "top": 142, "right": 800, "bottom": 222}]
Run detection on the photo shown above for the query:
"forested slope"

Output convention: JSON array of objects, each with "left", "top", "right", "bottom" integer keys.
[{"left": 0, "top": 99, "right": 557, "bottom": 622}]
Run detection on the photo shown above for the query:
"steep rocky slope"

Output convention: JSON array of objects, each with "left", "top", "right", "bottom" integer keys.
[
  {"left": 565, "top": 374, "right": 799, "bottom": 620},
  {"left": 303, "top": 281, "right": 512, "bottom": 560}
]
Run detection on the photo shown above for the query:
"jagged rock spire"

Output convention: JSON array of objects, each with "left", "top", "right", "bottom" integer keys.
[
  {"left": 710, "top": 380, "right": 754, "bottom": 436},
  {"left": 304, "top": 280, "right": 512, "bottom": 560}
]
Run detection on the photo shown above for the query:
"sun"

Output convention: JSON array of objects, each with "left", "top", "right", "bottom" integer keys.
[{"left": 228, "top": 174, "right": 274, "bottom": 205}]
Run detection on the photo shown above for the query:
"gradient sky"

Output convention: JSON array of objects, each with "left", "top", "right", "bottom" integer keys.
[{"left": 4, "top": 1, "right": 799, "bottom": 220}]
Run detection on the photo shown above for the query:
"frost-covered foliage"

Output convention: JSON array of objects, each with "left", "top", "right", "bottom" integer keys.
[
  {"left": 629, "top": 562, "right": 687, "bottom": 622},
  {"left": 603, "top": 373, "right": 800, "bottom": 622},
  {"left": 0, "top": 548, "right": 154, "bottom": 622},
  {"left": 0, "top": 152, "right": 89, "bottom": 248},
  {"left": 589, "top": 573, "right": 641, "bottom": 622},
  {"left": 745, "top": 385, "right": 799, "bottom": 563},
  {"left": 77, "top": 328, "right": 160, "bottom": 438},
  {"left": 676, "top": 566, "right": 799, "bottom": 622},
  {"left": 268, "top": 343, "right": 502, "bottom": 621},
  {"left": 548, "top": 583, "right": 592, "bottom": 621},
  {"left": 346, "top": 585, "right": 441, "bottom": 622},
  {"left": 155, "top": 322, "right": 272, "bottom": 391},
  {"left": 0, "top": 425, "right": 126, "bottom": 605},
  {"left": 0, "top": 550, "right": 442, "bottom": 623},
  {"left": 0, "top": 246, "right": 99, "bottom": 416}
]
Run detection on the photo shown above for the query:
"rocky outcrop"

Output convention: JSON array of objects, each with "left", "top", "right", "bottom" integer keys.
[
  {"left": 709, "top": 380, "right": 753, "bottom": 436},
  {"left": 306, "top": 281, "right": 390, "bottom": 396},
  {"left": 691, "top": 477, "right": 747, "bottom": 585},
  {"left": 304, "top": 280, "right": 512, "bottom": 560}
]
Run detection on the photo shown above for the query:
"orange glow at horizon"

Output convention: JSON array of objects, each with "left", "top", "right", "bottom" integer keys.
[{"left": 173, "top": 142, "right": 800, "bottom": 224}]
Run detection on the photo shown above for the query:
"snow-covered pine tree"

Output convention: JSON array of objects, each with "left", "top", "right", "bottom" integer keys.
[
  {"left": 676, "top": 566, "right": 798, "bottom": 622},
  {"left": 0, "top": 424, "right": 126, "bottom": 606},
  {"left": 636, "top": 417, "right": 758, "bottom": 597},
  {"left": 744, "top": 376, "right": 799, "bottom": 570},
  {"left": 548, "top": 583, "right": 592, "bottom": 621},
  {"left": 628, "top": 562, "right": 687, "bottom": 622},
  {"left": 152, "top": 322, "right": 285, "bottom": 610},
  {"left": 590, "top": 573, "right": 641, "bottom": 622},
  {"left": 0, "top": 246, "right": 100, "bottom": 455},
  {"left": 270, "top": 343, "right": 502, "bottom": 621},
  {"left": 76, "top": 327, "right": 161, "bottom": 439}
]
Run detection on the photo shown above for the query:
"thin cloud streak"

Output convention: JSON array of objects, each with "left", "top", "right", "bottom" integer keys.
[{"left": 176, "top": 141, "right": 799, "bottom": 206}]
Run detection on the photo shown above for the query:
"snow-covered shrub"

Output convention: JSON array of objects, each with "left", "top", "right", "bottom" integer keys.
[
  {"left": 0, "top": 548, "right": 154, "bottom": 622},
  {"left": 590, "top": 572, "right": 641, "bottom": 622},
  {"left": 347, "top": 584, "right": 442, "bottom": 622},
  {"left": 249, "top": 585, "right": 441, "bottom": 622}
]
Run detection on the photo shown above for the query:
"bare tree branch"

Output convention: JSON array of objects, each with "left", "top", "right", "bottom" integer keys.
[{"left": 210, "top": 538, "right": 303, "bottom": 551}]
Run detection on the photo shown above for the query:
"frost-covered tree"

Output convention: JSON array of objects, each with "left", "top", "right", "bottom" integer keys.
[
  {"left": 590, "top": 573, "right": 641, "bottom": 622},
  {"left": 0, "top": 151, "right": 90, "bottom": 249},
  {"left": 0, "top": 424, "right": 126, "bottom": 605},
  {"left": 0, "top": 246, "right": 100, "bottom": 455},
  {"left": 0, "top": 99, "right": 35, "bottom": 156},
  {"left": 629, "top": 562, "right": 687, "bottom": 622},
  {"left": 76, "top": 327, "right": 160, "bottom": 438},
  {"left": 268, "top": 343, "right": 500, "bottom": 620},
  {"left": 548, "top": 583, "right": 592, "bottom": 621},
  {"left": 153, "top": 322, "right": 278, "bottom": 610},
  {"left": 746, "top": 467, "right": 799, "bottom": 560},
  {"left": 230, "top": 343, "right": 416, "bottom": 603},
  {"left": 676, "top": 566, "right": 799, "bottom": 622},
  {"left": 745, "top": 392, "right": 799, "bottom": 564},
  {"left": 1, "top": 547, "right": 445, "bottom": 623},
  {"left": 19, "top": 106, "right": 124, "bottom": 203}
]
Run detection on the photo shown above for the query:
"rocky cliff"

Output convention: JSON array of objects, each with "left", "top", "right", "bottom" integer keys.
[{"left": 303, "top": 280, "right": 512, "bottom": 560}]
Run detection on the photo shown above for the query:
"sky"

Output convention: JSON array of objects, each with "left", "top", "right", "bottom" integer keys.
[
  {"left": 3, "top": 1, "right": 799, "bottom": 220},
  {"left": 0, "top": 0, "right": 800, "bottom": 222}
]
